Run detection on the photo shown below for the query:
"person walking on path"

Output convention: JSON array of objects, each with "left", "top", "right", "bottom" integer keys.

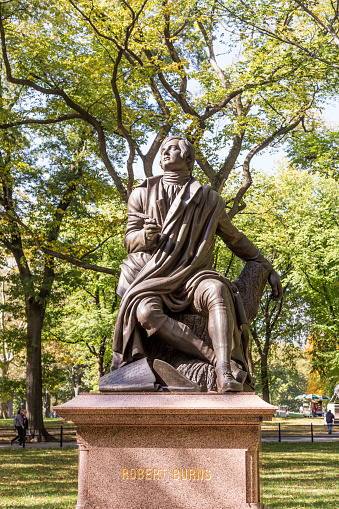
[
  {"left": 22, "top": 410, "right": 30, "bottom": 443},
  {"left": 326, "top": 409, "right": 335, "bottom": 435},
  {"left": 11, "top": 409, "right": 24, "bottom": 445}
]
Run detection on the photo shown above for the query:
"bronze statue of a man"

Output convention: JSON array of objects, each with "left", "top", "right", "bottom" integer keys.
[{"left": 111, "top": 136, "right": 282, "bottom": 392}]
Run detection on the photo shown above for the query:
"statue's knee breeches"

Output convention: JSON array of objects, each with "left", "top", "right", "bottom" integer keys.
[
  {"left": 136, "top": 296, "right": 168, "bottom": 336},
  {"left": 192, "top": 278, "right": 232, "bottom": 313}
]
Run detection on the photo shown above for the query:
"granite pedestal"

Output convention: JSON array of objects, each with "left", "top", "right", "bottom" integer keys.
[{"left": 54, "top": 393, "right": 275, "bottom": 509}]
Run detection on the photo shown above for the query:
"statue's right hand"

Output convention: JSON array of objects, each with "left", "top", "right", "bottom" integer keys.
[{"left": 144, "top": 218, "right": 161, "bottom": 241}]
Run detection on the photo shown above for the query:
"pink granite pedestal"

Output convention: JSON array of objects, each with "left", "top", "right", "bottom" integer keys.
[{"left": 54, "top": 393, "right": 275, "bottom": 509}]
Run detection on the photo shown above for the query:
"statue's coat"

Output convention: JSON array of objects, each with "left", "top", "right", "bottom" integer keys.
[{"left": 112, "top": 176, "right": 272, "bottom": 369}]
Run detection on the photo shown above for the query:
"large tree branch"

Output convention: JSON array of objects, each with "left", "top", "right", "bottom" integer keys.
[
  {"left": 200, "top": 66, "right": 300, "bottom": 121},
  {"left": 0, "top": 209, "right": 120, "bottom": 276},
  {"left": 220, "top": 2, "right": 339, "bottom": 69},
  {"left": 135, "top": 74, "right": 172, "bottom": 176},
  {"left": 67, "top": 0, "right": 145, "bottom": 66},
  {"left": 163, "top": 10, "right": 187, "bottom": 97},
  {"left": 0, "top": 11, "right": 128, "bottom": 202},
  {"left": 0, "top": 181, "right": 32, "bottom": 286},
  {"left": 142, "top": 50, "right": 200, "bottom": 119},
  {"left": 197, "top": 20, "right": 229, "bottom": 88},
  {"left": 195, "top": 155, "right": 216, "bottom": 183},
  {"left": 293, "top": 0, "right": 339, "bottom": 49},
  {"left": 39, "top": 139, "right": 88, "bottom": 302},
  {"left": 214, "top": 132, "right": 245, "bottom": 192},
  {"left": 142, "top": 123, "right": 172, "bottom": 176},
  {"left": 79, "top": 235, "right": 115, "bottom": 260},
  {"left": 0, "top": 113, "right": 82, "bottom": 129},
  {"left": 250, "top": 323, "right": 262, "bottom": 356},
  {"left": 110, "top": 49, "right": 135, "bottom": 195},
  {"left": 228, "top": 117, "right": 303, "bottom": 218}
]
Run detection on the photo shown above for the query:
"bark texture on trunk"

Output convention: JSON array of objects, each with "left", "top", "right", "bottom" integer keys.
[
  {"left": 0, "top": 400, "right": 7, "bottom": 419},
  {"left": 25, "top": 298, "right": 45, "bottom": 433},
  {"left": 44, "top": 389, "right": 51, "bottom": 418},
  {"left": 260, "top": 353, "right": 270, "bottom": 403}
]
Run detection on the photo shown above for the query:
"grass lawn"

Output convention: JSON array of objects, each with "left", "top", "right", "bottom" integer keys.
[
  {"left": 0, "top": 418, "right": 75, "bottom": 430},
  {"left": 265, "top": 417, "right": 325, "bottom": 426},
  {"left": 0, "top": 448, "right": 78, "bottom": 508},
  {"left": 261, "top": 442, "right": 339, "bottom": 508},
  {"left": 0, "top": 442, "right": 338, "bottom": 508}
]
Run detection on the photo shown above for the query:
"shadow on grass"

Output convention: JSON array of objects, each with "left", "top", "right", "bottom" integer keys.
[
  {"left": 0, "top": 447, "right": 78, "bottom": 508},
  {"left": 261, "top": 442, "right": 339, "bottom": 509},
  {"left": 1, "top": 442, "right": 338, "bottom": 508}
]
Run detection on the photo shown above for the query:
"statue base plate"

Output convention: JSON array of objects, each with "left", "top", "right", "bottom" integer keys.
[{"left": 54, "top": 393, "right": 275, "bottom": 509}]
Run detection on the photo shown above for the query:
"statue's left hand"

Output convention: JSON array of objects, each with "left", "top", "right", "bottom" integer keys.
[{"left": 268, "top": 269, "right": 283, "bottom": 301}]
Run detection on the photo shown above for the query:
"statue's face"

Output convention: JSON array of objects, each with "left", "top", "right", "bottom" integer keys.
[{"left": 160, "top": 138, "right": 188, "bottom": 172}]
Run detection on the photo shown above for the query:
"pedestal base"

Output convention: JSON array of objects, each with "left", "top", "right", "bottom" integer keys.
[{"left": 55, "top": 393, "right": 275, "bottom": 509}]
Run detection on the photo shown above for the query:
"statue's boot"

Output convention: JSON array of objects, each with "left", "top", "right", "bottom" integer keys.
[
  {"left": 157, "top": 317, "right": 216, "bottom": 365},
  {"left": 215, "top": 361, "right": 243, "bottom": 392},
  {"left": 208, "top": 303, "right": 243, "bottom": 393}
]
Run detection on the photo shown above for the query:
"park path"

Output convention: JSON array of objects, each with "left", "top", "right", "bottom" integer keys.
[{"left": 1, "top": 433, "right": 338, "bottom": 448}]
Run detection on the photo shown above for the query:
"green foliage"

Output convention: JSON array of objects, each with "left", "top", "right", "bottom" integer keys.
[
  {"left": 288, "top": 127, "right": 339, "bottom": 180},
  {"left": 0, "top": 0, "right": 324, "bottom": 204},
  {"left": 266, "top": 345, "right": 310, "bottom": 409},
  {"left": 0, "top": 0, "right": 338, "bottom": 415},
  {"left": 215, "top": 164, "right": 339, "bottom": 400}
]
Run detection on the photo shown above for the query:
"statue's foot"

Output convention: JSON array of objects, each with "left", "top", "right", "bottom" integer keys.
[{"left": 215, "top": 366, "right": 244, "bottom": 393}]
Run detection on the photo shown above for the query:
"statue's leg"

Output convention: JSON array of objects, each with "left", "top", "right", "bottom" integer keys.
[
  {"left": 136, "top": 296, "right": 215, "bottom": 364},
  {"left": 193, "top": 279, "right": 243, "bottom": 393}
]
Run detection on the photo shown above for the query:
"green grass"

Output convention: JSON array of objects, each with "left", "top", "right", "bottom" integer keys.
[
  {"left": 0, "top": 448, "right": 78, "bottom": 508},
  {"left": 0, "top": 418, "right": 75, "bottom": 430},
  {"left": 267, "top": 417, "right": 325, "bottom": 425},
  {"left": 0, "top": 443, "right": 338, "bottom": 508},
  {"left": 261, "top": 442, "right": 339, "bottom": 508}
]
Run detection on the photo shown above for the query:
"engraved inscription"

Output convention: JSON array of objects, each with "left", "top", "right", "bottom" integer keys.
[
  {"left": 122, "top": 468, "right": 167, "bottom": 480},
  {"left": 172, "top": 469, "right": 211, "bottom": 481},
  {"left": 122, "top": 468, "right": 211, "bottom": 481}
]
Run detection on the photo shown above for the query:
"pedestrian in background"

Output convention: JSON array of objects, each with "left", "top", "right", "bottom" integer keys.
[
  {"left": 22, "top": 409, "right": 30, "bottom": 442},
  {"left": 326, "top": 409, "right": 335, "bottom": 435},
  {"left": 11, "top": 409, "right": 24, "bottom": 445}
]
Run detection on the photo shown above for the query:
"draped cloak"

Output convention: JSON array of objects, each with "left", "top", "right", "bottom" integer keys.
[{"left": 112, "top": 175, "right": 273, "bottom": 369}]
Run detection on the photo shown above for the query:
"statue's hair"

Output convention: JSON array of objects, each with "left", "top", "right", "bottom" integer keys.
[{"left": 159, "top": 136, "right": 195, "bottom": 171}]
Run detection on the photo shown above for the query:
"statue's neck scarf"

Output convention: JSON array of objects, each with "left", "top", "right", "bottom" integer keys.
[
  {"left": 162, "top": 168, "right": 191, "bottom": 186},
  {"left": 162, "top": 169, "right": 191, "bottom": 207}
]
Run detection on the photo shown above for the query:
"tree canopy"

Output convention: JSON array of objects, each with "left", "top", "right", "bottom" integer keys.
[{"left": 0, "top": 0, "right": 338, "bottom": 419}]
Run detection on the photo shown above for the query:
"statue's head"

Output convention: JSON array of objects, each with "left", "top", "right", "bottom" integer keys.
[{"left": 159, "top": 136, "right": 195, "bottom": 172}]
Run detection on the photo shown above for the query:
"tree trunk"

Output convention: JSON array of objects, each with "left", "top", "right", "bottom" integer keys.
[
  {"left": 97, "top": 339, "right": 107, "bottom": 379},
  {"left": 70, "top": 365, "right": 82, "bottom": 396},
  {"left": 44, "top": 388, "right": 51, "bottom": 418},
  {"left": 0, "top": 400, "right": 7, "bottom": 418},
  {"left": 248, "top": 345, "right": 254, "bottom": 377},
  {"left": 97, "top": 356, "right": 104, "bottom": 379},
  {"left": 7, "top": 398, "right": 13, "bottom": 418},
  {"left": 260, "top": 353, "right": 270, "bottom": 403},
  {"left": 25, "top": 297, "right": 45, "bottom": 433}
]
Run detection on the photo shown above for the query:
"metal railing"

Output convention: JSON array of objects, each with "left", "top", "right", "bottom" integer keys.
[
  {"left": 2, "top": 423, "right": 338, "bottom": 446},
  {"left": 261, "top": 422, "right": 338, "bottom": 442},
  {"left": 0, "top": 426, "right": 77, "bottom": 448}
]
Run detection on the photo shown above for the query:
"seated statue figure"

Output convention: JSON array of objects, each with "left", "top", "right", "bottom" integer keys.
[{"left": 111, "top": 136, "right": 282, "bottom": 392}]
